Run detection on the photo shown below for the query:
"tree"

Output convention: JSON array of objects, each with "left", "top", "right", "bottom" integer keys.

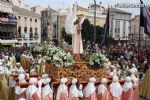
[
  {"left": 81, "top": 18, "right": 104, "bottom": 43},
  {"left": 62, "top": 18, "right": 105, "bottom": 44},
  {"left": 61, "top": 27, "right": 72, "bottom": 44},
  {"left": 81, "top": 19, "right": 93, "bottom": 42}
]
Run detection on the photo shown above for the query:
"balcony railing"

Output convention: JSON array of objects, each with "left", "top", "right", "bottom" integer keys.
[{"left": 17, "top": 38, "right": 39, "bottom": 43}]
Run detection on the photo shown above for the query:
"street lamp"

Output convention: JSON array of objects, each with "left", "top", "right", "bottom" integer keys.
[{"left": 93, "top": 0, "right": 96, "bottom": 43}]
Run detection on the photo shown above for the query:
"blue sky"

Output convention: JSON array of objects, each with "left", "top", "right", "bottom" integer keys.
[{"left": 24, "top": 0, "right": 150, "bottom": 15}]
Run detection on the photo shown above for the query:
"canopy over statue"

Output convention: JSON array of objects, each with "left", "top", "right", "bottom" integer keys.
[{"left": 65, "top": 4, "right": 85, "bottom": 60}]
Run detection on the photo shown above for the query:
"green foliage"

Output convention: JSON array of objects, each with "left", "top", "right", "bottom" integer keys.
[
  {"left": 81, "top": 19, "right": 105, "bottom": 43},
  {"left": 62, "top": 27, "right": 72, "bottom": 44},
  {"left": 62, "top": 18, "right": 105, "bottom": 44}
]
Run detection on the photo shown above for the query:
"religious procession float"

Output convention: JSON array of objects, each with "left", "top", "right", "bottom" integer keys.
[{"left": 32, "top": 42, "right": 109, "bottom": 83}]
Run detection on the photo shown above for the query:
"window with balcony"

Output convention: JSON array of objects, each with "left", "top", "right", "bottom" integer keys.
[
  {"left": 35, "top": 19, "right": 37, "bottom": 22},
  {"left": 30, "top": 27, "right": 33, "bottom": 38},
  {"left": 18, "top": 16, "right": 21, "bottom": 20},
  {"left": 24, "top": 27, "right": 27, "bottom": 33},
  {"left": 123, "top": 21, "right": 126, "bottom": 37},
  {"left": 35, "top": 33, "right": 39, "bottom": 39},
  {"left": 35, "top": 28, "right": 39, "bottom": 40},
  {"left": 24, "top": 17, "right": 27, "bottom": 21},
  {"left": 18, "top": 26, "right": 21, "bottom": 38},
  {"left": 35, "top": 28, "right": 37, "bottom": 33}
]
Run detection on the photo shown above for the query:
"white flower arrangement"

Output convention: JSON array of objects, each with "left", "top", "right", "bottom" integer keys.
[
  {"left": 44, "top": 44, "right": 73, "bottom": 68},
  {"left": 32, "top": 43, "right": 44, "bottom": 53},
  {"left": 90, "top": 52, "right": 108, "bottom": 69}
]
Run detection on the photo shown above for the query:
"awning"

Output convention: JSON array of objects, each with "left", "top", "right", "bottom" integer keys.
[
  {"left": 0, "top": 39, "right": 18, "bottom": 43},
  {"left": 0, "top": 43, "right": 15, "bottom": 45},
  {"left": 0, "top": 18, "right": 17, "bottom": 24}
]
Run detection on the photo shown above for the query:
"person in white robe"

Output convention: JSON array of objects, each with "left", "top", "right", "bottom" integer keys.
[
  {"left": 15, "top": 63, "right": 25, "bottom": 73},
  {"left": 83, "top": 77, "right": 97, "bottom": 100},
  {"left": 128, "top": 69, "right": 139, "bottom": 82},
  {"left": 128, "top": 69, "right": 139, "bottom": 100},
  {"left": 8, "top": 68, "right": 17, "bottom": 100},
  {"left": 9, "top": 53, "right": 16, "bottom": 67},
  {"left": 132, "top": 67, "right": 139, "bottom": 79},
  {"left": 26, "top": 78, "right": 40, "bottom": 100},
  {"left": 38, "top": 74, "right": 49, "bottom": 95},
  {"left": 0, "top": 61, "right": 9, "bottom": 76},
  {"left": 0, "top": 65, "right": 9, "bottom": 100},
  {"left": 109, "top": 65, "right": 117, "bottom": 77},
  {"left": 78, "top": 84, "right": 83, "bottom": 99},
  {"left": 69, "top": 78, "right": 79, "bottom": 100},
  {"left": 97, "top": 78, "right": 110, "bottom": 100},
  {"left": 15, "top": 73, "right": 27, "bottom": 99},
  {"left": 30, "top": 69, "right": 37, "bottom": 75},
  {"left": 109, "top": 76, "right": 123, "bottom": 100},
  {"left": 0, "top": 61, "right": 11, "bottom": 83},
  {"left": 56, "top": 78, "right": 68, "bottom": 100},
  {"left": 6, "top": 62, "right": 13, "bottom": 72},
  {"left": 122, "top": 76, "right": 133, "bottom": 92},
  {"left": 122, "top": 76, "right": 134, "bottom": 100},
  {"left": 42, "top": 78, "right": 53, "bottom": 100}
]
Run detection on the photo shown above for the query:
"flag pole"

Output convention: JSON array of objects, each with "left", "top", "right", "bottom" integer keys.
[
  {"left": 138, "top": 0, "right": 142, "bottom": 62},
  {"left": 100, "top": 5, "right": 109, "bottom": 48},
  {"left": 138, "top": 16, "right": 141, "bottom": 50},
  {"left": 108, "top": 5, "right": 110, "bottom": 48},
  {"left": 94, "top": 0, "right": 96, "bottom": 43}
]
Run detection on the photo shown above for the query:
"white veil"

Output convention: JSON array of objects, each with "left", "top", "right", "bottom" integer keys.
[{"left": 65, "top": 4, "right": 77, "bottom": 35}]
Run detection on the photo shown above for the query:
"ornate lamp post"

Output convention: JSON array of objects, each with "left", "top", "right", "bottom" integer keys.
[{"left": 94, "top": 0, "right": 96, "bottom": 43}]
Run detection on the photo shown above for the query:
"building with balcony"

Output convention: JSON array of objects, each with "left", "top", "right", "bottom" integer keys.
[
  {"left": 105, "top": 8, "right": 132, "bottom": 43},
  {"left": 57, "top": 3, "right": 107, "bottom": 45},
  {"left": 87, "top": 3, "right": 106, "bottom": 27},
  {"left": 41, "top": 5, "right": 58, "bottom": 43},
  {"left": 34, "top": 2, "right": 132, "bottom": 46},
  {"left": 12, "top": 5, "right": 41, "bottom": 46},
  {"left": 131, "top": 15, "right": 150, "bottom": 47},
  {"left": 0, "top": 0, "right": 18, "bottom": 46}
]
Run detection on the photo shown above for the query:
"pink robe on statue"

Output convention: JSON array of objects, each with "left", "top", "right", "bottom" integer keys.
[
  {"left": 122, "top": 88, "right": 133, "bottom": 100},
  {"left": 59, "top": 92, "right": 68, "bottom": 100},
  {"left": 97, "top": 88, "right": 110, "bottom": 100},
  {"left": 83, "top": 92, "right": 97, "bottom": 100},
  {"left": 31, "top": 92, "right": 40, "bottom": 100}
]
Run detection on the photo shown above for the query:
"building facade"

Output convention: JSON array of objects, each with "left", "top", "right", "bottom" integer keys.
[
  {"left": 34, "top": 3, "right": 132, "bottom": 46},
  {"left": 31, "top": 5, "right": 45, "bottom": 15},
  {"left": 41, "top": 6, "right": 58, "bottom": 43},
  {"left": 12, "top": 5, "right": 41, "bottom": 46},
  {"left": 130, "top": 15, "right": 150, "bottom": 47},
  {"left": 107, "top": 8, "right": 132, "bottom": 42},
  {"left": 57, "top": 3, "right": 107, "bottom": 45},
  {"left": 87, "top": 3, "right": 106, "bottom": 27},
  {"left": 0, "top": 0, "right": 18, "bottom": 46}
]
